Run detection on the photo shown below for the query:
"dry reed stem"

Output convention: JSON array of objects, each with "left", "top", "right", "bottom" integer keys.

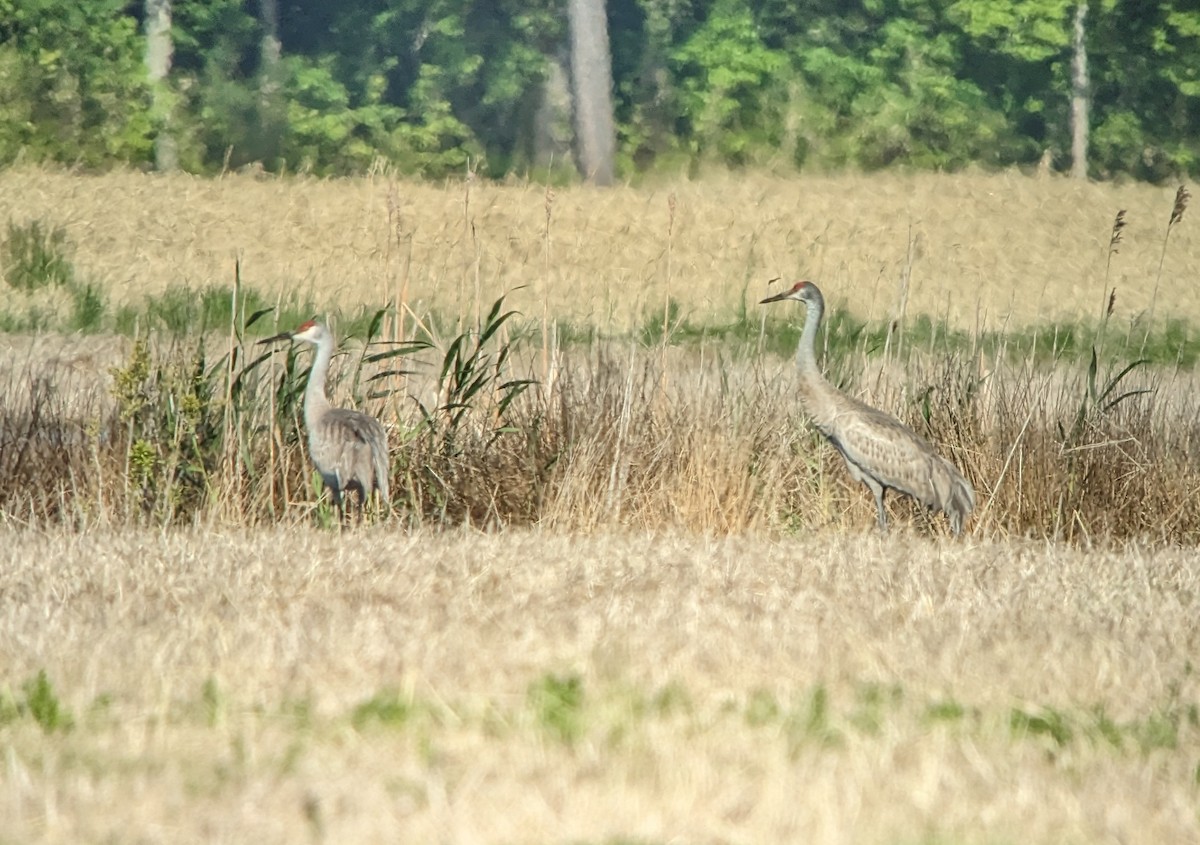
[
  {"left": 1, "top": 527, "right": 1197, "bottom": 843},
  {"left": 1146, "top": 183, "right": 1191, "bottom": 332}
]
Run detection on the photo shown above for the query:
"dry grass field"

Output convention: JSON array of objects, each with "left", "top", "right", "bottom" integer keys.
[
  {"left": 0, "top": 165, "right": 1196, "bottom": 334},
  {"left": 2, "top": 528, "right": 1199, "bottom": 844},
  {"left": 1, "top": 168, "right": 1199, "bottom": 843}
]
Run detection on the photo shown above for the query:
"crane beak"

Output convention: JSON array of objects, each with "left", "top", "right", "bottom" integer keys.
[
  {"left": 257, "top": 331, "right": 293, "bottom": 345},
  {"left": 760, "top": 290, "right": 791, "bottom": 304}
]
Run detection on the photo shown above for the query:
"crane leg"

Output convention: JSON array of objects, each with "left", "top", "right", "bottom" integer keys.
[
  {"left": 330, "top": 486, "right": 346, "bottom": 524},
  {"left": 870, "top": 483, "right": 888, "bottom": 533}
]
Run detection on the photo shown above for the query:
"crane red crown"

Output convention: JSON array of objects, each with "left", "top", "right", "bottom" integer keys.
[{"left": 295, "top": 318, "right": 318, "bottom": 332}]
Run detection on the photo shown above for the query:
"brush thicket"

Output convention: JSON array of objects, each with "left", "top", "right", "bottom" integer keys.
[{"left": 2, "top": 322, "right": 1197, "bottom": 543}]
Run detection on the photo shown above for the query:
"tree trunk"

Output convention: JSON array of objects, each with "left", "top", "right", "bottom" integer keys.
[
  {"left": 144, "top": 0, "right": 177, "bottom": 171},
  {"left": 534, "top": 51, "right": 574, "bottom": 171},
  {"left": 1070, "top": 1, "right": 1089, "bottom": 180},
  {"left": 567, "top": 0, "right": 616, "bottom": 185},
  {"left": 259, "top": 0, "right": 282, "bottom": 101},
  {"left": 257, "top": 0, "right": 285, "bottom": 167}
]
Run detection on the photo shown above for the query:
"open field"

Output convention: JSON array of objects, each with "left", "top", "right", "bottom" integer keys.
[
  {"left": 2, "top": 169, "right": 1199, "bottom": 842},
  {"left": 0, "top": 167, "right": 1196, "bottom": 335},
  {"left": 2, "top": 527, "right": 1199, "bottom": 844},
  {"left": 1, "top": 172, "right": 1198, "bottom": 540}
]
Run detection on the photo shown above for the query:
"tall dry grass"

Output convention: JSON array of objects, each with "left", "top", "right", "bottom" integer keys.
[{"left": 1, "top": 324, "right": 1197, "bottom": 543}]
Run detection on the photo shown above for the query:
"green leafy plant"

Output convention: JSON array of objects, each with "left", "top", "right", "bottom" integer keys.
[
  {"left": 528, "top": 672, "right": 584, "bottom": 746},
  {"left": 68, "top": 281, "right": 106, "bottom": 332},
  {"left": 1011, "top": 706, "right": 1073, "bottom": 748},
  {"left": 201, "top": 677, "right": 223, "bottom": 727},
  {"left": 784, "top": 683, "right": 841, "bottom": 750},
  {"left": 107, "top": 285, "right": 285, "bottom": 522},
  {"left": 745, "top": 688, "right": 780, "bottom": 726},
  {"left": 417, "top": 294, "right": 536, "bottom": 449},
  {"left": 1061, "top": 347, "right": 1152, "bottom": 447},
  {"left": 22, "top": 670, "right": 73, "bottom": 733},
  {"left": 352, "top": 690, "right": 415, "bottom": 730},
  {"left": 2, "top": 220, "right": 74, "bottom": 291}
]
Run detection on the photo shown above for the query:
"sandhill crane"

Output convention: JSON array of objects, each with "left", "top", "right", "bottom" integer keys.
[
  {"left": 261, "top": 319, "right": 390, "bottom": 520},
  {"left": 761, "top": 280, "right": 975, "bottom": 535}
]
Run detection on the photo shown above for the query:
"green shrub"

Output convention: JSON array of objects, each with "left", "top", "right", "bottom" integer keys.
[{"left": 2, "top": 220, "right": 74, "bottom": 291}]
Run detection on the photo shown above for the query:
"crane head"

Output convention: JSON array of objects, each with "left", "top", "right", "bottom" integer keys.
[
  {"left": 258, "top": 318, "right": 327, "bottom": 346},
  {"left": 760, "top": 280, "right": 817, "bottom": 305},
  {"left": 289, "top": 319, "right": 325, "bottom": 344}
]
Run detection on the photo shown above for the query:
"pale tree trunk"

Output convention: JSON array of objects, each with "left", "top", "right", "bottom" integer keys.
[
  {"left": 534, "top": 51, "right": 574, "bottom": 171},
  {"left": 257, "top": 0, "right": 285, "bottom": 166},
  {"left": 259, "top": 0, "right": 282, "bottom": 102},
  {"left": 1070, "top": 2, "right": 1089, "bottom": 180},
  {"left": 567, "top": 0, "right": 616, "bottom": 185},
  {"left": 144, "top": 0, "right": 177, "bottom": 171}
]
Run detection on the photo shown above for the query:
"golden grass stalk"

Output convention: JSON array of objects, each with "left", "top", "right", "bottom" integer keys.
[
  {"left": 542, "top": 185, "right": 555, "bottom": 392},
  {"left": 664, "top": 191, "right": 677, "bottom": 344},
  {"left": 1098, "top": 208, "right": 1125, "bottom": 335},
  {"left": 1146, "top": 184, "right": 1189, "bottom": 331},
  {"left": 882, "top": 224, "right": 918, "bottom": 365},
  {"left": 659, "top": 191, "right": 678, "bottom": 399}
]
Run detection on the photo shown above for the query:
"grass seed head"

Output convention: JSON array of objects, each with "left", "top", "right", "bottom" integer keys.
[
  {"left": 1109, "top": 209, "right": 1126, "bottom": 253},
  {"left": 1170, "top": 185, "right": 1190, "bottom": 228}
]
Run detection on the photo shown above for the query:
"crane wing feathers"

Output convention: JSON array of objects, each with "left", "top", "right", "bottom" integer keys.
[
  {"left": 819, "top": 401, "right": 974, "bottom": 528},
  {"left": 309, "top": 408, "right": 389, "bottom": 498},
  {"left": 322, "top": 408, "right": 384, "bottom": 445}
]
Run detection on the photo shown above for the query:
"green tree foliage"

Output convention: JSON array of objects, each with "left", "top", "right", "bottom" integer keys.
[
  {"left": 0, "top": 0, "right": 1197, "bottom": 180},
  {"left": 0, "top": 0, "right": 152, "bottom": 167},
  {"left": 1089, "top": 4, "right": 1200, "bottom": 179},
  {"left": 670, "top": 0, "right": 787, "bottom": 164},
  {"left": 164, "top": 0, "right": 561, "bottom": 176},
  {"left": 788, "top": 7, "right": 1022, "bottom": 169}
]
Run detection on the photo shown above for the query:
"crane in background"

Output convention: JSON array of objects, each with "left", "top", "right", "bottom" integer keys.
[
  {"left": 261, "top": 319, "right": 390, "bottom": 520},
  {"left": 761, "top": 280, "right": 975, "bottom": 535}
]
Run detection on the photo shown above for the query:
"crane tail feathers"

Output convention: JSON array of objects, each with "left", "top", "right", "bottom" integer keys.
[
  {"left": 371, "top": 438, "right": 391, "bottom": 510},
  {"left": 932, "top": 457, "right": 975, "bottom": 535}
]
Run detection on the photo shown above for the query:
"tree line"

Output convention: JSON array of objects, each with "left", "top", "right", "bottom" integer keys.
[{"left": 1, "top": 0, "right": 1197, "bottom": 182}]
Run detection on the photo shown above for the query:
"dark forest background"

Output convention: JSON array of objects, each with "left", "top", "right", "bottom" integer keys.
[{"left": 1, "top": 0, "right": 1197, "bottom": 182}]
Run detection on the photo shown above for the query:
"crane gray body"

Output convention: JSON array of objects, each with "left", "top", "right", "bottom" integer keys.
[
  {"left": 263, "top": 320, "right": 389, "bottom": 518},
  {"left": 762, "top": 281, "right": 975, "bottom": 535}
]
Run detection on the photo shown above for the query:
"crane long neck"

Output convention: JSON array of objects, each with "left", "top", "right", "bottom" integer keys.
[
  {"left": 796, "top": 294, "right": 825, "bottom": 381},
  {"left": 304, "top": 335, "right": 334, "bottom": 426}
]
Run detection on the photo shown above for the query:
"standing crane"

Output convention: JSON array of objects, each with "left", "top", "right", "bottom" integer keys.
[
  {"left": 261, "top": 319, "right": 390, "bottom": 520},
  {"left": 761, "top": 280, "right": 975, "bottom": 535}
]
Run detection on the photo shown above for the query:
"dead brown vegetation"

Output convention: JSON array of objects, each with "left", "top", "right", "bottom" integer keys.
[
  {"left": 1, "top": 169, "right": 1197, "bottom": 541},
  {"left": 1, "top": 329, "right": 1197, "bottom": 543}
]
